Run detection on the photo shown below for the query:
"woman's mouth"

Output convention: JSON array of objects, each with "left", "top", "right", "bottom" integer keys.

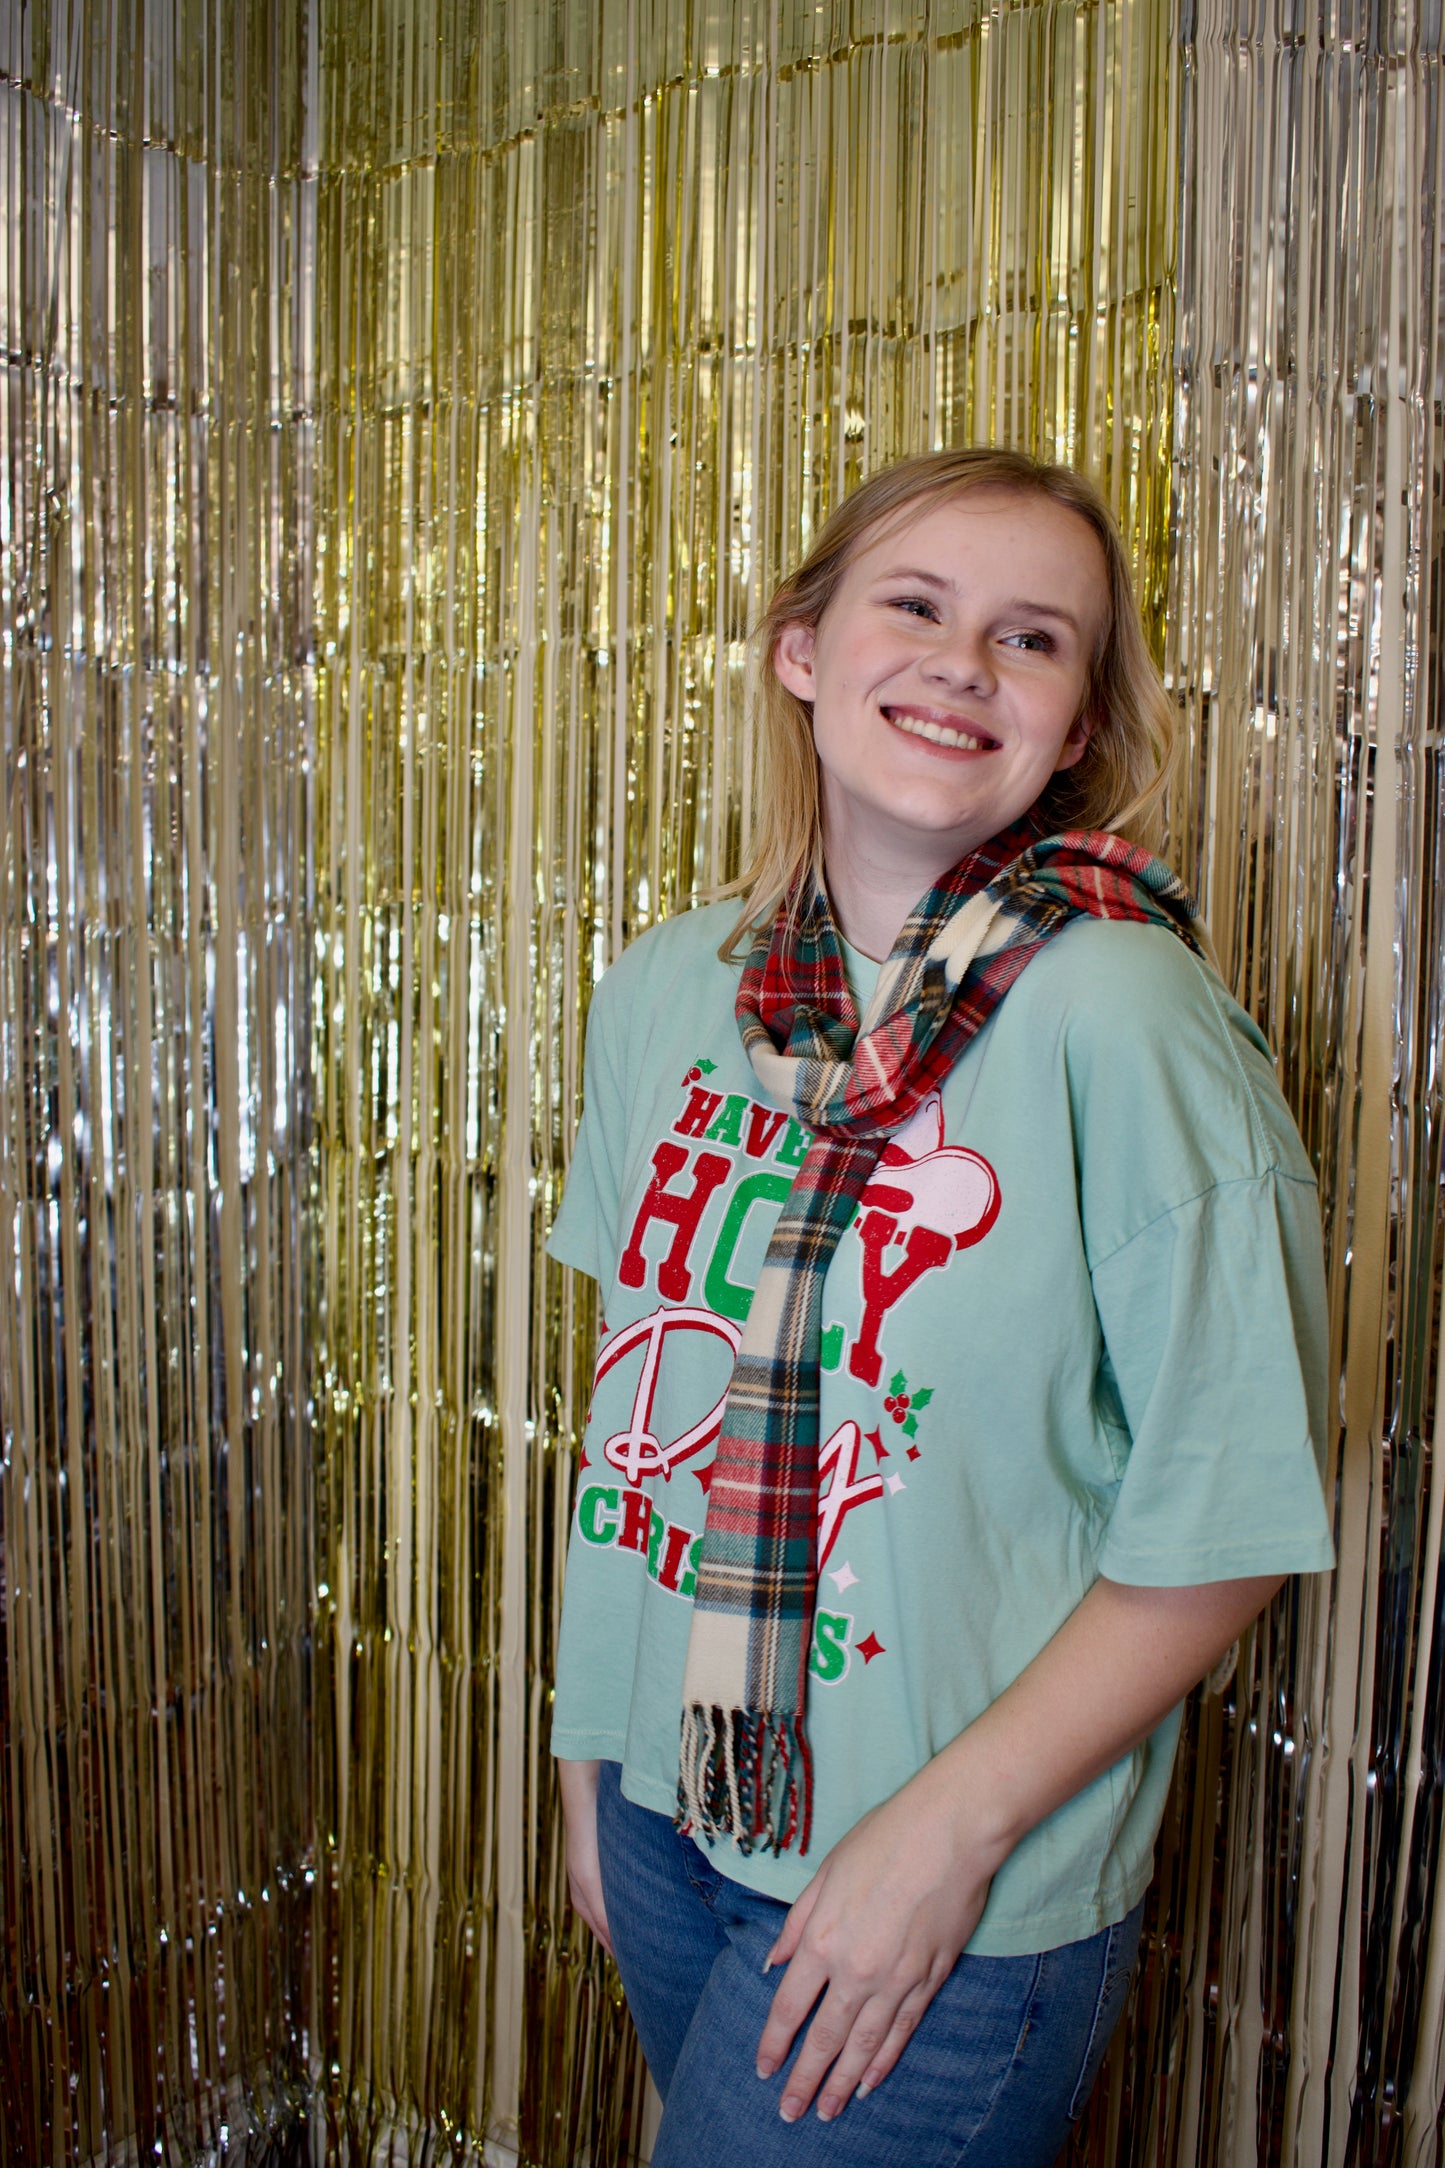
[{"left": 884, "top": 708, "right": 997, "bottom": 753}]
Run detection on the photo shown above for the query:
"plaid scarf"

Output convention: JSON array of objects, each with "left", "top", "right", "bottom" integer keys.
[{"left": 677, "top": 826, "right": 1203, "bottom": 1855}]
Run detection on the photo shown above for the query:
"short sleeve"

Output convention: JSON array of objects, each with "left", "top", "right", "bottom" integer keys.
[
  {"left": 1092, "top": 1170, "right": 1335, "bottom": 1584},
  {"left": 547, "top": 964, "right": 630, "bottom": 1289}
]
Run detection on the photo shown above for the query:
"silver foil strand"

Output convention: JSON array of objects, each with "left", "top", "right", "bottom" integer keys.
[{"left": 6, "top": 3, "right": 1445, "bottom": 2166}]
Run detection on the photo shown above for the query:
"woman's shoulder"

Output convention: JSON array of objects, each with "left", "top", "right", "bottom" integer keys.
[
  {"left": 1018, "top": 915, "right": 1265, "bottom": 1057},
  {"left": 602, "top": 897, "right": 745, "bottom": 977},
  {"left": 1007, "top": 917, "right": 1313, "bottom": 1186},
  {"left": 587, "top": 899, "right": 744, "bottom": 1026}
]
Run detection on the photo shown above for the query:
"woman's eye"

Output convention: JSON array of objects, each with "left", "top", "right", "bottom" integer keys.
[
  {"left": 889, "top": 595, "right": 939, "bottom": 620},
  {"left": 1006, "top": 629, "right": 1055, "bottom": 653}
]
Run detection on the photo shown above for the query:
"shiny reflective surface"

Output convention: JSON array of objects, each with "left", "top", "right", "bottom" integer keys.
[
  {"left": 1, "top": 0, "right": 318, "bottom": 2158},
  {"left": 1072, "top": 7, "right": 1445, "bottom": 2166},
  {"left": 3, "top": 2, "right": 1440, "bottom": 2164},
  {"left": 304, "top": 5, "right": 1175, "bottom": 2157}
]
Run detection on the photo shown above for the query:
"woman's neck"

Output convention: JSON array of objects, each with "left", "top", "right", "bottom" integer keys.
[{"left": 822, "top": 835, "right": 965, "bottom": 960}]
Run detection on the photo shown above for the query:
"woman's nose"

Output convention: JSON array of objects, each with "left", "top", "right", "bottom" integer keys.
[{"left": 924, "top": 632, "right": 995, "bottom": 694}]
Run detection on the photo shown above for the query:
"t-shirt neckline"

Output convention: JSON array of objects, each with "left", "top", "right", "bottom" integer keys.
[{"left": 840, "top": 935, "right": 882, "bottom": 1013}]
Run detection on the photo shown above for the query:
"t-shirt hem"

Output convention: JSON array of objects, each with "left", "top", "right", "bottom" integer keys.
[
  {"left": 963, "top": 1868, "right": 1155, "bottom": 1957},
  {"left": 609, "top": 1760, "right": 1155, "bottom": 1956},
  {"left": 1097, "top": 1535, "right": 1336, "bottom": 1585},
  {"left": 552, "top": 1728, "right": 628, "bottom": 1760},
  {"left": 544, "top": 1226, "right": 602, "bottom": 1280}
]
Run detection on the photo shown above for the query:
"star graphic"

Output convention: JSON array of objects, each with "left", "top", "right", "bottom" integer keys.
[
  {"left": 857, "top": 1631, "right": 886, "bottom": 1664},
  {"left": 886, "top": 1472, "right": 906, "bottom": 1496},
  {"left": 578, "top": 1449, "right": 591, "bottom": 1472},
  {"left": 906, "top": 1444, "right": 921, "bottom": 1461},
  {"left": 866, "top": 1426, "right": 889, "bottom": 1463},
  {"left": 695, "top": 1461, "right": 716, "bottom": 1497},
  {"left": 829, "top": 1561, "right": 859, "bottom": 1594}
]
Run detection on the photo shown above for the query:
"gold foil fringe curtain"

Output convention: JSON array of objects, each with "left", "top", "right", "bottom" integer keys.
[
  {"left": 2, "top": 4, "right": 1442, "bottom": 2166},
  {"left": 2, "top": 2, "right": 316, "bottom": 2161},
  {"left": 1088, "top": 8, "right": 1445, "bottom": 2165}
]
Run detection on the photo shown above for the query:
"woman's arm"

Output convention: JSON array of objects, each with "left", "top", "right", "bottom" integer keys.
[
  {"left": 755, "top": 1571, "right": 1284, "bottom": 2124},
  {"left": 558, "top": 1756, "right": 615, "bottom": 1955}
]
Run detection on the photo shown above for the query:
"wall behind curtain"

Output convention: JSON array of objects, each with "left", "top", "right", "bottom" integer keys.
[{"left": 2, "top": 5, "right": 1443, "bottom": 2168}]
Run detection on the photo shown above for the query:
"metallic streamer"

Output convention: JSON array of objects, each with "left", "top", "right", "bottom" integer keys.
[
  {"left": 1070, "top": 8, "right": 1445, "bottom": 2166},
  {"left": 304, "top": 3, "right": 1178, "bottom": 2161},
  {"left": 18, "top": 2, "right": 1443, "bottom": 2166},
  {"left": 1, "top": 0, "right": 318, "bottom": 2159},
  {"left": 3, "top": 0, "right": 1177, "bottom": 2160}
]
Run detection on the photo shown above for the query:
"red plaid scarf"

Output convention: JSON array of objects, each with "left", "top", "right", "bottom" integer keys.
[{"left": 678, "top": 827, "right": 1203, "bottom": 1854}]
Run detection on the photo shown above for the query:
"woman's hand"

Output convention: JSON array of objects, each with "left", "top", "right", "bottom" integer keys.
[
  {"left": 756, "top": 1571, "right": 1286, "bottom": 2123},
  {"left": 557, "top": 1757, "right": 614, "bottom": 1955},
  {"left": 756, "top": 1750, "right": 1008, "bottom": 2123}
]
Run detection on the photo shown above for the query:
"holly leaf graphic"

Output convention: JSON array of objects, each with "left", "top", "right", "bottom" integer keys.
[
  {"left": 696, "top": 1057, "right": 717, "bottom": 1074},
  {"left": 910, "top": 1387, "right": 933, "bottom": 1411},
  {"left": 901, "top": 1413, "right": 919, "bottom": 1439},
  {"left": 889, "top": 1369, "right": 908, "bottom": 1395}
]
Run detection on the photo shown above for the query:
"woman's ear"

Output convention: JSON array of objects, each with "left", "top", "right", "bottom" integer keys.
[
  {"left": 1052, "top": 707, "right": 1095, "bottom": 774},
  {"left": 772, "top": 622, "right": 817, "bottom": 702}
]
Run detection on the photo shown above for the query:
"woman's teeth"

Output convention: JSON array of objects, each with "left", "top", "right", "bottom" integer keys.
[{"left": 888, "top": 710, "right": 994, "bottom": 751}]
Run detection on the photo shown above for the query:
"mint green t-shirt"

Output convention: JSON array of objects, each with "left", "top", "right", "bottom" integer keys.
[{"left": 547, "top": 901, "right": 1334, "bottom": 1954}]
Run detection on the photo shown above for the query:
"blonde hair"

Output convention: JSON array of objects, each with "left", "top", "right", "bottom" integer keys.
[{"left": 720, "top": 447, "right": 1177, "bottom": 958}]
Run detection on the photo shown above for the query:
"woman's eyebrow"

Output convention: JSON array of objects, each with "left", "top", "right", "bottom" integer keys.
[
  {"left": 1003, "top": 599, "right": 1083, "bottom": 633},
  {"left": 876, "top": 565, "right": 954, "bottom": 591},
  {"left": 876, "top": 567, "right": 1083, "bottom": 634}
]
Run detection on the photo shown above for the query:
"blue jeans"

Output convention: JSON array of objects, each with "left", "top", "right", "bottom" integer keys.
[{"left": 595, "top": 1762, "right": 1142, "bottom": 2168}]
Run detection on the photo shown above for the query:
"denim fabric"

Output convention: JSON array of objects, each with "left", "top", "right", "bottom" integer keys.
[{"left": 595, "top": 1761, "right": 1142, "bottom": 2168}]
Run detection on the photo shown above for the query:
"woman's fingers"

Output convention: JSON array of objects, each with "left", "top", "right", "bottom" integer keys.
[
  {"left": 773, "top": 1971, "right": 941, "bottom": 2123},
  {"left": 840, "top": 1981, "right": 937, "bottom": 2108},
  {"left": 752, "top": 1768, "right": 998, "bottom": 2119},
  {"left": 753, "top": 1883, "right": 821, "bottom": 2071},
  {"left": 762, "top": 1879, "right": 817, "bottom": 1975},
  {"left": 755, "top": 1938, "right": 827, "bottom": 2079},
  {"left": 567, "top": 1860, "right": 614, "bottom": 1954},
  {"left": 777, "top": 1986, "right": 883, "bottom": 2122},
  {"left": 758, "top": 1907, "right": 961, "bottom": 2107},
  {"left": 558, "top": 1759, "right": 615, "bottom": 1956},
  {"left": 758, "top": 1945, "right": 950, "bottom": 2121}
]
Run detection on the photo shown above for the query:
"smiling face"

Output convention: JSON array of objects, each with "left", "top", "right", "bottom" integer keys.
[{"left": 771, "top": 488, "right": 1109, "bottom": 886}]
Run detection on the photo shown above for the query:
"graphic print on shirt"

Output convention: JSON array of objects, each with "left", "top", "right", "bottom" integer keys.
[
  {"left": 592, "top": 1305, "right": 742, "bottom": 1484},
  {"left": 573, "top": 1062, "right": 999, "bottom": 1676},
  {"left": 849, "top": 1094, "right": 1001, "bottom": 1386}
]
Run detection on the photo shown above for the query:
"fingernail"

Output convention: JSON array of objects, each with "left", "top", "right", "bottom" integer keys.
[
  {"left": 756, "top": 2059, "right": 775, "bottom": 2082},
  {"left": 780, "top": 2098, "right": 802, "bottom": 2123},
  {"left": 855, "top": 2078, "right": 874, "bottom": 2101},
  {"left": 817, "top": 2099, "right": 839, "bottom": 2123}
]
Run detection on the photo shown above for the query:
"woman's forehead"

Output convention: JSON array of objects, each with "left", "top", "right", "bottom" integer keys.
[{"left": 847, "top": 484, "right": 1105, "bottom": 568}]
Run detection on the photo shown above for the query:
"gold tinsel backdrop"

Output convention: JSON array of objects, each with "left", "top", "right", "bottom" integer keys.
[{"left": 1, "top": 2, "right": 1442, "bottom": 2164}]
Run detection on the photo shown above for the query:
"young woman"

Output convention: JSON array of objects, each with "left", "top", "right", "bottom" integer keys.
[{"left": 548, "top": 449, "right": 1333, "bottom": 2167}]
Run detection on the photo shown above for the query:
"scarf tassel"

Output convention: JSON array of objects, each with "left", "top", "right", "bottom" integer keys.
[{"left": 679, "top": 1703, "right": 814, "bottom": 1858}]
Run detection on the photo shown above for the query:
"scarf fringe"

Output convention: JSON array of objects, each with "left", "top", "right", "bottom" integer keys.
[{"left": 678, "top": 1704, "right": 814, "bottom": 1857}]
